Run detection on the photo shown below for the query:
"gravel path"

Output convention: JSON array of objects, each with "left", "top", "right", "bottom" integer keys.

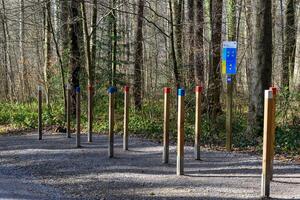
[{"left": 0, "top": 132, "right": 299, "bottom": 200}]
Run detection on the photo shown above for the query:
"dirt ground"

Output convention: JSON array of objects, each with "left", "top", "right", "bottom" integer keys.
[{"left": 0, "top": 132, "right": 299, "bottom": 200}]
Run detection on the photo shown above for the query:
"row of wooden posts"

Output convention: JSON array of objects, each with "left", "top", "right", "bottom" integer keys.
[{"left": 37, "top": 85, "right": 277, "bottom": 198}]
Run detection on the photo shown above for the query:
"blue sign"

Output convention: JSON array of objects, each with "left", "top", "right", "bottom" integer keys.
[{"left": 222, "top": 42, "right": 237, "bottom": 75}]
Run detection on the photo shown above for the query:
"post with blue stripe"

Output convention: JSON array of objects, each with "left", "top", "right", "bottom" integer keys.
[
  {"left": 108, "top": 86, "right": 117, "bottom": 157},
  {"left": 76, "top": 86, "right": 81, "bottom": 148},
  {"left": 177, "top": 88, "right": 185, "bottom": 175},
  {"left": 38, "top": 86, "right": 43, "bottom": 140}
]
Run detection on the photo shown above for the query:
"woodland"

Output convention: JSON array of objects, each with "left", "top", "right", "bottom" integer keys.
[{"left": 0, "top": 0, "right": 299, "bottom": 154}]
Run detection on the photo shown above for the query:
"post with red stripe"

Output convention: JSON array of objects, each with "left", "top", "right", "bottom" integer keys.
[
  {"left": 269, "top": 87, "right": 277, "bottom": 180},
  {"left": 66, "top": 84, "right": 71, "bottom": 138},
  {"left": 163, "top": 87, "right": 171, "bottom": 164},
  {"left": 38, "top": 86, "right": 43, "bottom": 140},
  {"left": 261, "top": 90, "right": 273, "bottom": 198},
  {"left": 195, "top": 86, "right": 203, "bottom": 160},
  {"left": 123, "top": 86, "right": 130, "bottom": 150},
  {"left": 108, "top": 86, "right": 117, "bottom": 157},
  {"left": 76, "top": 87, "right": 81, "bottom": 148},
  {"left": 177, "top": 88, "right": 185, "bottom": 175}
]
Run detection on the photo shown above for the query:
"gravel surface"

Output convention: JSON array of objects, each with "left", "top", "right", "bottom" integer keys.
[{"left": 0, "top": 132, "right": 299, "bottom": 200}]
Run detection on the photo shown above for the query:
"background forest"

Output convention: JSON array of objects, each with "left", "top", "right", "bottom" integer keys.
[{"left": 0, "top": 0, "right": 299, "bottom": 155}]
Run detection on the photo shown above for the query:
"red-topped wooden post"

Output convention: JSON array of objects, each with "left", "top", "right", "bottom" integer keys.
[
  {"left": 177, "top": 88, "right": 185, "bottom": 175},
  {"left": 163, "top": 87, "right": 171, "bottom": 164},
  {"left": 195, "top": 86, "right": 203, "bottom": 160},
  {"left": 123, "top": 86, "right": 130, "bottom": 150},
  {"left": 269, "top": 86, "right": 277, "bottom": 180}
]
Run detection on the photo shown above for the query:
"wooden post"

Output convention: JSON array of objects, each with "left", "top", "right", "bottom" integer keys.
[
  {"left": 177, "top": 88, "right": 185, "bottom": 175},
  {"left": 76, "top": 87, "right": 81, "bottom": 148},
  {"left": 226, "top": 75, "right": 233, "bottom": 151},
  {"left": 269, "top": 87, "right": 277, "bottom": 181},
  {"left": 66, "top": 84, "right": 71, "bottom": 138},
  {"left": 108, "top": 87, "right": 117, "bottom": 158},
  {"left": 38, "top": 86, "right": 42, "bottom": 140},
  {"left": 163, "top": 87, "right": 171, "bottom": 164},
  {"left": 261, "top": 90, "right": 273, "bottom": 198},
  {"left": 194, "top": 86, "right": 203, "bottom": 160},
  {"left": 123, "top": 86, "right": 130, "bottom": 150},
  {"left": 87, "top": 84, "right": 93, "bottom": 142}
]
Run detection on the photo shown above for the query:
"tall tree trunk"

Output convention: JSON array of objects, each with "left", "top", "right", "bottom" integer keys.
[
  {"left": 44, "top": 0, "right": 52, "bottom": 106},
  {"left": 293, "top": 7, "right": 300, "bottom": 91},
  {"left": 208, "top": 0, "right": 223, "bottom": 117},
  {"left": 282, "top": 0, "right": 296, "bottom": 91},
  {"left": 247, "top": 0, "right": 272, "bottom": 137},
  {"left": 169, "top": 0, "right": 180, "bottom": 87},
  {"left": 187, "top": 0, "right": 195, "bottom": 86},
  {"left": 69, "top": 0, "right": 83, "bottom": 114},
  {"left": 194, "top": 0, "right": 204, "bottom": 85},
  {"left": 1, "top": 0, "right": 15, "bottom": 101},
  {"left": 133, "top": 0, "right": 145, "bottom": 110},
  {"left": 173, "top": 0, "right": 184, "bottom": 87},
  {"left": 60, "top": 0, "right": 69, "bottom": 69}
]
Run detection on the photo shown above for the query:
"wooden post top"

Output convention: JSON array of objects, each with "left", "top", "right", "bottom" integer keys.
[
  {"left": 87, "top": 84, "right": 93, "bottom": 91},
  {"left": 269, "top": 87, "right": 277, "bottom": 96},
  {"left": 124, "top": 86, "right": 130, "bottom": 93},
  {"left": 108, "top": 86, "right": 117, "bottom": 94},
  {"left": 37, "top": 86, "right": 42, "bottom": 91},
  {"left": 178, "top": 88, "right": 185, "bottom": 96},
  {"left": 164, "top": 87, "right": 171, "bottom": 94},
  {"left": 195, "top": 86, "right": 203, "bottom": 93},
  {"left": 66, "top": 84, "right": 71, "bottom": 90}
]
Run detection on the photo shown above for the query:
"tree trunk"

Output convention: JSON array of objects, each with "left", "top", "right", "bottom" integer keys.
[
  {"left": 168, "top": 0, "right": 180, "bottom": 87},
  {"left": 247, "top": 0, "right": 273, "bottom": 137},
  {"left": 133, "top": 0, "right": 145, "bottom": 110},
  {"left": 194, "top": 0, "right": 204, "bottom": 85},
  {"left": 208, "top": 0, "right": 223, "bottom": 117},
  {"left": 282, "top": 0, "right": 296, "bottom": 91},
  {"left": 69, "top": 0, "right": 83, "bottom": 114},
  {"left": 173, "top": 0, "right": 184, "bottom": 87},
  {"left": 44, "top": 0, "right": 52, "bottom": 106},
  {"left": 293, "top": 8, "right": 300, "bottom": 91},
  {"left": 187, "top": 0, "right": 195, "bottom": 86},
  {"left": 1, "top": 0, "right": 15, "bottom": 101}
]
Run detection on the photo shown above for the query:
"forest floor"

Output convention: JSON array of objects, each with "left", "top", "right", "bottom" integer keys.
[{"left": 0, "top": 132, "right": 299, "bottom": 200}]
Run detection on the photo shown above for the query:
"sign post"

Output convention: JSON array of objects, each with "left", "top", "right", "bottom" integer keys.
[
  {"left": 76, "top": 87, "right": 81, "bottom": 148},
  {"left": 163, "top": 87, "right": 171, "bottom": 164},
  {"left": 269, "top": 87, "right": 277, "bottom": 180},
  {"left": 177, "top": 88, "right": 185, "bottom": 175},
  {"left": 38, "top": 86, "right": 43, "bottom": 140},
  {"left": 222, "top": 41, "right": 237, "bottom": 152},
  {"left": 87, "top": 84, "right": 93, "bottom": 143},
  {"left": 66, "top": 84, "right": 71, "bottom": 138},
  {"left": 123, "top": 86, "right": 130, "bottom": 151},
  {"left": 108, "top": 86, "right": 117, "bottom": 158},
  {"left": 194, "top": 86, "right": 203, "bottom": 160},
  {"left": 261, "top": 90, "right": 273, "bottom": 198}
]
